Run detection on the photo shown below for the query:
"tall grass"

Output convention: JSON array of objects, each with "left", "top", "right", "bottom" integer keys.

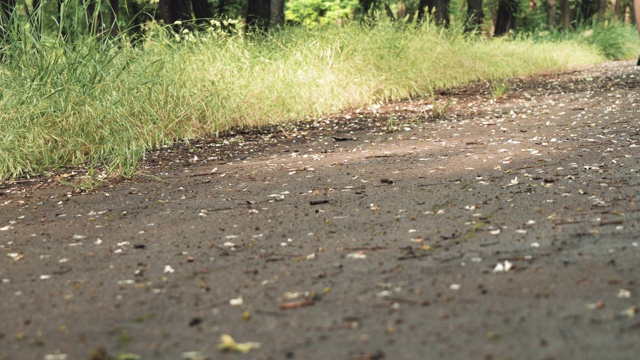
[
  {"left": 521, "top": 20, "right": 640, "bottom": 61},
  {"left": 0, "top": 18, "right": 624, "bottom": 182}
]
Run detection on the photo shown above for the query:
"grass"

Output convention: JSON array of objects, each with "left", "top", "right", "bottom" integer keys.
[
  {"left": 491, "top": 81, "right": 509, "bottom": 99},
  {"left": 1, "top": 18, "right": 632, "bottom": 182}
]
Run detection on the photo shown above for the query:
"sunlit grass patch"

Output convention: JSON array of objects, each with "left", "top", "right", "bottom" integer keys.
[{"left": 0, "top": 21, "right": 618, "bottom": 182}]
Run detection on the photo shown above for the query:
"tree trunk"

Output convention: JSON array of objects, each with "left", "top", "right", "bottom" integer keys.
[
  {"left": 217, "top": 0, "right": 227, "bottom": 17},
  {"left": 547, "top": 0, "right": 556, "bottom": 28},
  {"left": 270, "top": 0, "right": 284, "bottom": 28},
  {"left": 634, "top": 0, "right": 640, "bottom": 61},
  {"left": 494, "top": 0, "right": 518, "bottom": 35},
  {"left": 246, "top": 0, "right": 270, "bottom": 30},
  {"left": 418, "top": 0, "right": 450, "bottom": 25},
  {"left": 397, "top": 1, "right": 406, "bottom": 19},
  {"left": 560, "top": 0, "right": 571, "bottom": 29},
  {"left": 418, "top": 0, "right": 427, "bottom": 21},
  {"left": 159, "top": 0, "right": 192, "bottom": 24},
  {"left": 576, "top": 0, "right": 598, "bottom": 24},
  {"left": 597, "top": 0, "right": 607, "bottom": 20},
  {"left": 358, "top": 0, "right": 375, "bottom": 16},
  {"left": 635, "top": 0, "right": 640, "bottom": 29},
  {"left": 465, "top": 0, "right": 483, "bottom": 32},
  {"left": 439, "top": 0, "right": 451, "bottom": 26},
  {"left": 191, "top": 0, "right": 213, "bottom": 22},
  {"left": 127, "top": 0, "right": 146, "bottom": 45},
  {"left": 613, "top": 0, "right": 623, "bottom": 20}
]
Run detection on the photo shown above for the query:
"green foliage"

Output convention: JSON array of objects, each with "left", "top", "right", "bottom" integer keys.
[
  {"left": 491, "top": 80, "right": 509, "bottom": 98},
  {"left": 580, "top": 21, "right": 640, "bottom": 60},
  {"left": 285, "top": 0, "right": 359, "bottom": 27},
  {"left": 521, "top": 21, "right": 640, "bottom": 60}
]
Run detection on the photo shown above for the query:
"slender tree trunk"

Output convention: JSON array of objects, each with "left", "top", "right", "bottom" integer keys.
[
  {"left": 613, "top": 0, "right": 623, "bottom": 20},
  {"left": 547, "top": 0, "right": 556, "bottom": 28},
  {"left": 439, "top": 0, "right": 451, "bottom": 26},
  {"left": 418, "top": 0, "right": 427, "bottom": 20},
  {"left": 634, "top": 0, "right": 640, "bottom": 32},
  {"left": 270, "top": 0, "right": 284, "bottom": 27},
  {"left": 246, "top": 0, "right": 270, "bottom": 30},
  {"left": 397, "top": 1, "right": 406, "bottom": 19},
  {"left": 358, "top": 0, "right": 375, "bottom": 16},
  {"left": 597, "top": 0, "right": 607, "bottom": 20},
  {"left": 494, "top": 0, "right": 518, "bottom": 35},
  {"left": 191, "top": 0, "right": 213, "bottom": 22},
  {"left": 127, "top": 0, "right": 146, "bottom": 45},
  {"left": 418, "top": 0, "right": 450, "bottom": 25},
  {"left": 465, "top": 0, "right": 483, "bottom": 32},
  {"left": 217, "top": 0, "right": 226, "bottom": 16},
  {"left": 560, "top": 0, "right": 571, "bottom": 29},
  {"left": 576, "top": 0, "right": 597, "bottom": 24},
  {"left": 159, "top": 0, "right": 192, "bottom": 24}
]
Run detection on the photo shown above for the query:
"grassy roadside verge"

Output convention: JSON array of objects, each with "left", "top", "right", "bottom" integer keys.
[{"left": 1, "top": 22, "right": 636, "bottom": 182}]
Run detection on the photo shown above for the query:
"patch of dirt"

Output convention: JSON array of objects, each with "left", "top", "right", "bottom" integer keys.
[{"left": 1, "top": 61, "right": 640, "bottom": 360}]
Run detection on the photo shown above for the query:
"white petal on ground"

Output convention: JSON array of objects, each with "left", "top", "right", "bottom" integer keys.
[
  {"left": 229, "top": 296, "right": 244, "bottom": 306},
  {"left": 347, "top": 252, "right": 367, "bottom": 259},
  {"left": 617, "top": 289, "right": 631, "bottom": 299},
  {"left": 493, "top": 260, "right": 513, "bottom": 273}
]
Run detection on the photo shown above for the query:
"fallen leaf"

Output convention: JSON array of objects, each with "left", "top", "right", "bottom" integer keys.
[
  {"left": 586, "top": 301, "right": 605, "bottom": 310},
  {"left": 347, "top": 251, "right": 367, "bottom": 259},
  {"left": 621, "top": 305, "right": 638, "bottom": 317},
  {"left": 217, "top": 334, "right": 261, "bottom": 353}
]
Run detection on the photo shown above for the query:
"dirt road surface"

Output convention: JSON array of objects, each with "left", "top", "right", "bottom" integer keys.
[{"left": 2, "top": 61, "right": 640, "bottom": 360}]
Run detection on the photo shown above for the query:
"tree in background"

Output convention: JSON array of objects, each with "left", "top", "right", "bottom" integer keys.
[
  {"left": 465, "top": 0, "right": 484, "bottom": 32},
  {"left": 159, "top": 0, "right": 214, "bottom": 25},
  {"left": 546, "top": 0, "right": 556, "bottom": 28},
  {"left": 3, "top": 0, "right": 640, "bottom": 40},
  {"left": 247, "top": 0, "right": 284, "bottom": 29},
  {"left": 418, "top": 0, "right": 451, "bottom": 25},
  {"left": 494, "top": 0, "right": 518, "bottom": 35}
]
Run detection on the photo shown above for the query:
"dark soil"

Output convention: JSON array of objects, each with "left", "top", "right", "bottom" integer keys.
[{"left": 1, "top": 61, "right": 640, "bottom": 360}]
